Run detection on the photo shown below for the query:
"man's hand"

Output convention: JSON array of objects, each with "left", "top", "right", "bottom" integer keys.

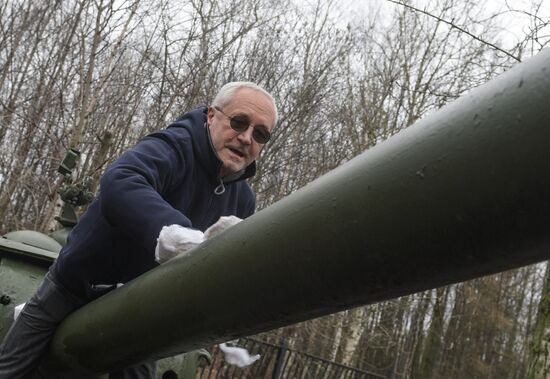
[
  {"left": 155, "top": 216, "right": 242, "bottom": 263},
  {"left": 155, "top": 225, "right": 204, "bottom": 263},
  {"left": 204, "top": 215, "right": 242, "bottom": 239}
]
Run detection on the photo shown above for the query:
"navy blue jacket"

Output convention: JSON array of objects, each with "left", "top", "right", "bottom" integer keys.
[{"left": 53, "top": 107, "right": 256, "bottom": 299}]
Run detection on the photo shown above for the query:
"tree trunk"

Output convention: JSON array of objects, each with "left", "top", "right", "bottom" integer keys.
[
  {"left": 337, "top": 307, "right": 366, "bottom": 366},
  {"left": 526, "top": 262, "right": 550, "bottom": 379}
]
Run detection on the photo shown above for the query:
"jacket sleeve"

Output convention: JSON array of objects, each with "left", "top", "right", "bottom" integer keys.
[{"left": 99, "top": 130, "right": 193, "bottom": 254}]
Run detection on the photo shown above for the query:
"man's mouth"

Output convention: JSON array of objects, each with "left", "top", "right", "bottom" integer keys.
[{"left": 228, "top": 147, "right": 245, "bottom": 159}]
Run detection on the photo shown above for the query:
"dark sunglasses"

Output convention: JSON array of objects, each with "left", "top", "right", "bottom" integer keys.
[{"left": 214, "top": 106, "right": 271, "bottom": 144}]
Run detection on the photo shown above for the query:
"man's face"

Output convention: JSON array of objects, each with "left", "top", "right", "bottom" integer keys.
[{"left": 208, "top": 88, "right": 275, "bottom": 177}]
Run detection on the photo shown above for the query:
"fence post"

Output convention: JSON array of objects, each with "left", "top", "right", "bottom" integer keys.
[{"left": 271, "top": 341, "right": 288, "bottom": 379}]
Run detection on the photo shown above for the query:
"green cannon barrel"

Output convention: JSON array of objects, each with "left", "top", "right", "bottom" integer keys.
[{"left": 45, "top": 48, "right": 550, "bottom": 376}]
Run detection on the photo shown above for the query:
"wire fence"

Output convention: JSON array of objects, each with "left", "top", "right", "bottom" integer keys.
[{"left": 196, "top": 338, "right": 386, "bottom": 379}]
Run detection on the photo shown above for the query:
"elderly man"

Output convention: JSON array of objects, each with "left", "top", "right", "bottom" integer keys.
[{"left": 0, "top": 82, "right": 277, "bottom": 378}]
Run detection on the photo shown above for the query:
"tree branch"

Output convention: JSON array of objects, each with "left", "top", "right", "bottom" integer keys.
[{"left": 386, "top": 0, "right": 521, "bottom": 62}]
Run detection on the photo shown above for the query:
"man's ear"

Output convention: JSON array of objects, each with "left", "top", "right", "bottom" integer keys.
[{"left": 207, "top": 106, "right": 215, "bottom": 123}]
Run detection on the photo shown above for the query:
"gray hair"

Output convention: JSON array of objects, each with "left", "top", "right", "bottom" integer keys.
[{"left": 212, "top": 82, "right": 278, "bottom": 126}]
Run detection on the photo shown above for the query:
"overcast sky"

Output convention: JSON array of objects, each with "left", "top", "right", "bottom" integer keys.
[{"left": 329, "top": 0, "right": 550, "bottom": 51}]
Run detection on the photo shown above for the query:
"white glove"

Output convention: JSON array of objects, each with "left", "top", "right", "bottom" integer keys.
[
  {"left": 204, "top": 216, "right": 242, "bottom": 239},
  {"left": 219, "top": 342, "right": 260, "bottom": 368},
  {"left": 155, "top": 224, "right": 204, "bottom": 263}
]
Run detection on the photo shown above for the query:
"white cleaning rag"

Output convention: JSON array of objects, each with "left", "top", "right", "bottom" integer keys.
[
  {"left": 155, "top": 216, "right": 242, "bottom": 264},
  {"left": 155, "top": 225, "right": 205, "bottom": 263},
  {"left": 204, "top": 216, "right": 242, "bottom": 239},
  {"left": 219, "top": 342, "right": 260, "bottom": 368}
]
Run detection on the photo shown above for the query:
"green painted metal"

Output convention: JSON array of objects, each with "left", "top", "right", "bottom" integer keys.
[
  {"left": 0, "top": 255, "right": 49, "bottom": 341},
  {"left": 0, "top": 236, "right": 56, "bottom": 346},
  {"left": 49, "top": 226, "right": 73, "bottom": 247},
  {"left": 4, "top": 231, "right": 62, "bottom": 253},
  {"left": 0, "top": 233, "right": 60, "bottom": 340},
  {"left": 0, "top": 236, "right": 59, "bottom": 264},
  {"left": 44, "top": 49, "right": 550, "bottom": 376}
]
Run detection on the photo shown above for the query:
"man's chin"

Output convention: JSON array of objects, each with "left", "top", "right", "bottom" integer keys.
[{"left": 220, "top": 162, "right": 246, "bottom": 177}]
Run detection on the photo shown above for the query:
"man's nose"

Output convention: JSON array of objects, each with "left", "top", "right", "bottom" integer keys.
[{"left": 237, "top": 126, "right": 253, "bottom": 145}]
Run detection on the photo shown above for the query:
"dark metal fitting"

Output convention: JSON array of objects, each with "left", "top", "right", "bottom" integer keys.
[{"left": 0, "top": 295, "right": 11, "bottom": 305}]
